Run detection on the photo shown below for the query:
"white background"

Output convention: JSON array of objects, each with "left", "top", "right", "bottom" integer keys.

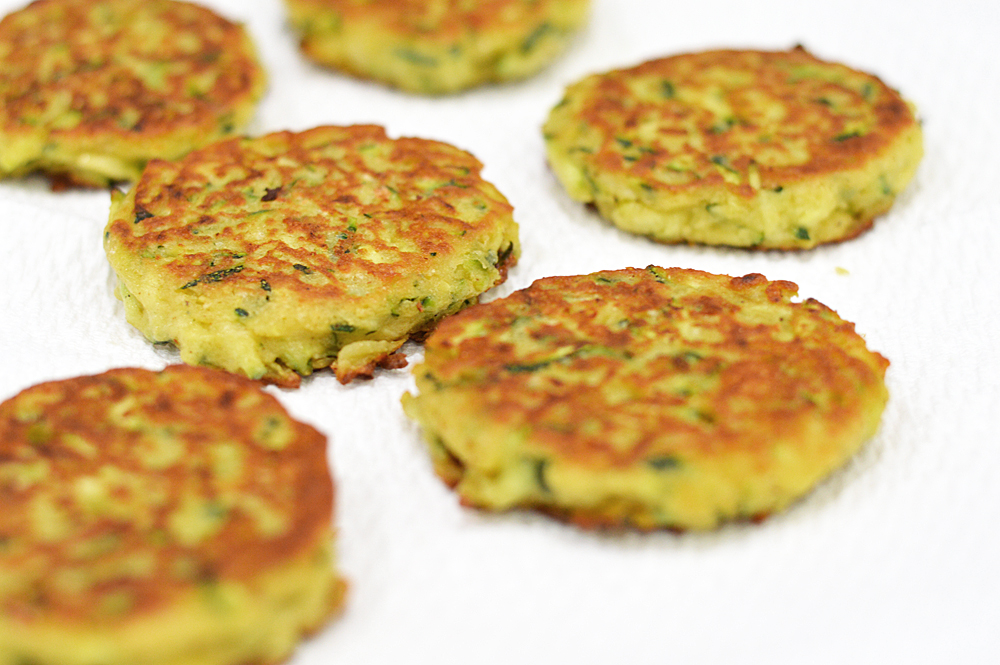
[{"left": 1, "top": 0, "right": 998, "bottom": 662}]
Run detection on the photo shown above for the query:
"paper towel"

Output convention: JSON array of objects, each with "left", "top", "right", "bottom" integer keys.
[{"left": 1, "top": 0, "right": 997, "bottom": 662}]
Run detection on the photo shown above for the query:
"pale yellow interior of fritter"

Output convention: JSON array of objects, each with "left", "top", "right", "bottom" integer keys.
[
  {"left": 405, "top": 384, "right": 887, "bottom": 530},
  {"left": 0, "top": 536, "right": 343, "bottom": 665},
  {"left": 545, "top": 120, "right": 922, "bottom": 249}
]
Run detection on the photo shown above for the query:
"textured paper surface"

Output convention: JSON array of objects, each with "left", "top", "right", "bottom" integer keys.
[{"left": 1, "top": 0, "right": 998, "bottom": 662}]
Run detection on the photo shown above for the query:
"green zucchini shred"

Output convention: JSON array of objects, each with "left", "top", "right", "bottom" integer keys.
[
  {"left": 395, "top": 49, "right": 438, "bottom": 66},
  {"left": 647, "top": 456, "right": 681, "bottom": 471},
  {"left": 520, "top": 22, "right": 553, "bottom": 54},
  {"left": 134, "top": 207, "right": 154, "bottom": 224},
  {"left": 533, "top": 458, "right": 551, "bottom": 493},
  {"left": 833, "top": 130, "right": 862, "bottom": 142},
  {"left": 180, "top": 265, "right": 244, "bottom": 290}
]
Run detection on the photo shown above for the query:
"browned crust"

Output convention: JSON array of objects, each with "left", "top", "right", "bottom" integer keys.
[
  {"left": 107, "top": 125, "right": 512, "bottom": 302},
  {"left": 562, "top": 46, "right": 918, "bottom": 196},
  {"left": 420, "top": 267, "right": 889, "bottom": 467},
  {"left": 331, "top": 351, "right": 410, "bottom": 385},
  {"left": 0, "top": 365, "right": 333, "bottom": 623}
]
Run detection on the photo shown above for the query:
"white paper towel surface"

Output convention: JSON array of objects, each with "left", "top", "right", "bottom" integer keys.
[{"left": 1, "top": 0, "right": 998, "bottom": 662}]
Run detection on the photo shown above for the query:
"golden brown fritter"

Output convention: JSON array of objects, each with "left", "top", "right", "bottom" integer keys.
[
  {"left": 0, "top": 365, "right": 344, "bottom": 665},
  {"left": 404, "top": 266, "right": 889, "bottom": 530},
  {"left": 543, "top": 46, "right": 922, "bottom": 248},
  {"left": 104, "top": 125, "right": 520, "bottom": 387},
  {"left": 285, "top": 0, "right": 590, "bottom": 94},
  {"left": 0, "top": 0, "right": 265, "bottom": 188}
]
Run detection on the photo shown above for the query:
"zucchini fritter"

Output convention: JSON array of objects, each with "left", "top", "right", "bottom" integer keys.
[
  {"left": 0, "top": 365, "right": 344, "bottom": 665},
  {"left": 0, "top": 0, "right": 265, "bottom": 188},
  {"left": 404, "top": 267, "right": 889, "bottom": 530},
  {"left": 284, "top": 0, "right": 590, "bottom": 94},
  {"left": 104, "top": 124, "right": 520, "bottom": 387},
  {"left": 543, "top": 46, "right": 922, "bottom": 248}
]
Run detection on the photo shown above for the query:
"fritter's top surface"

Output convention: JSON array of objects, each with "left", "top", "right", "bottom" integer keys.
[
  {"left": 544, "top": 46, "right": 919, "bottom": 196},
  {"left": 0, "top": 365, "right": 332, "bottom": 624},
  {"left": 0, "top": 0, "right": 264, "bottom": 176},
  {"left": 416, "top": 266, "right": 889, "bottom": 467},
  {"left": 107, "top": 124, "right": 514, "bottom": 304}
]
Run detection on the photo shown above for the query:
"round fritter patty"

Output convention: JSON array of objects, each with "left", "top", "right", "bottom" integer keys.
[
  {"left": 284, "top": 0, "right": 590, "bottom": 94},
  {"left": 0, "top": 365, "right": 344, "bottom": 665},
  {"left": 0, "top": 0, "right": 265, "bottom": 188},
  {"left": 104, "top": 124, "right": 520, "bottom": 387},
  {"left": 403, "top": 266, "right": 889, "bottom": 530},
  {"left": 543, "top": 46, "right": 923, "bottom": 249}
]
